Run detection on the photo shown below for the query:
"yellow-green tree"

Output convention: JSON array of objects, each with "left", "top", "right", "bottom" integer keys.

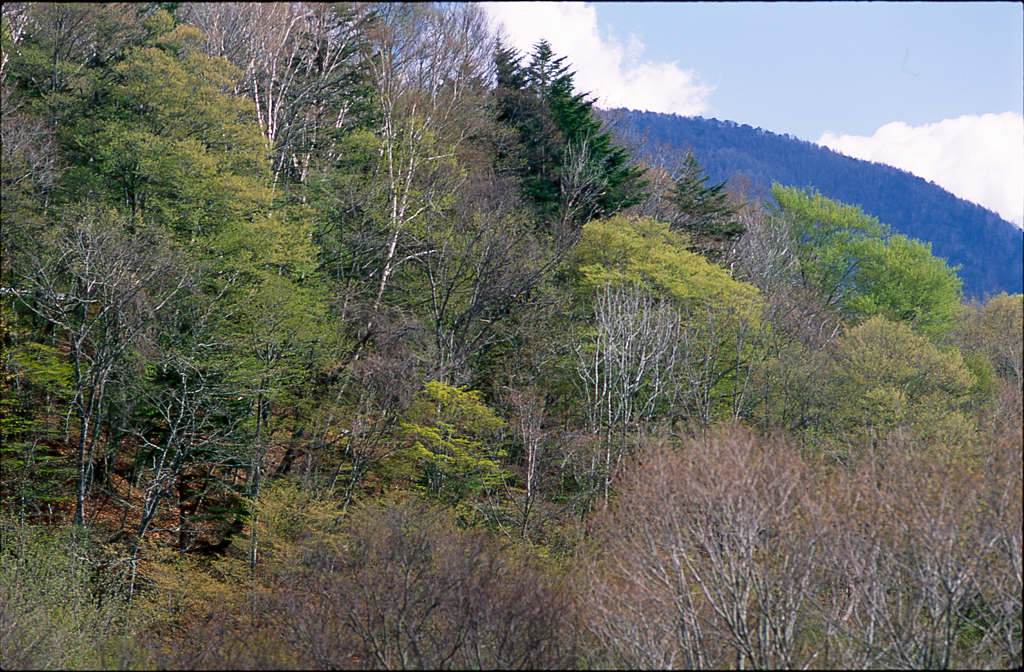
[
  {"left": 571, "top": 215, "right": 768, "bottom": 433},
  {"left": 959, "top": 293, "right": 1023, "bottom": 390},
  {"left": 845, "top": 234, "right": 963, "bottom": 338},
  {"left": 396, "top": 381, "right": 507, "bottom": 506},
  {"left": 827, "top": 316, "right": 976, "bottom": 445},
  {"left": 770, "top": 185, "right": 963, "bottom": 338},
  {"left": 572, "top": 215, "right": 756, "bottom": 307},
  {"left": 54, "top": 18, "right": 275, "bottom": 243}
]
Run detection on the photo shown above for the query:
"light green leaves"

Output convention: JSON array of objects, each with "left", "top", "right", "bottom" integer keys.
[
  {"left": 828, "top": 316, "right": 976, "bottom": 442},
  {"left": 847, "top": 234, "right": 963, "bottom": 337},
  {"left": 573, "top": 215, "right": 759, "bottom": 310},
  {"left": 398, "top": 381, "right": 507, "bottom": 500},
  {"left": 771, "top": 185, "right": 962, "bottom": 337}
]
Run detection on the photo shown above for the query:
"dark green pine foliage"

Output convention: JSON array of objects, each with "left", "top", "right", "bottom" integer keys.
[
  {"left": 493, "top": 40, "right": 647, "bottom": 232},
  {"left": 671, "top": 151, "right": 744, "bottom": 261}
]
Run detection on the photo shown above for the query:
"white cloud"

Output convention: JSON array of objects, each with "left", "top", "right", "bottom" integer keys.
[
  {"left": 818, "top": 113, "right": 1024, "bottom": 228},
  {"left": 480, "top": 1, "right": 713, "bottom": 116}
]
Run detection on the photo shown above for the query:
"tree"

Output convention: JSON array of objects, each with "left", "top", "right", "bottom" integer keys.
[
  {"left": 826, "top": 315, "right": 976, "bottom": 445},
  {"left": 821, "top": 434, "right": 1022, "bottom": 669},
  {"left": 770, "top": 184, "right": 963, "bottom": 337},
  {"left": 0, "top": 3, "right": 32, "bottom": 86},
  {"left": 396, "top": 381, "right": 507, "bottom": 508},
  {"left": 574, "top": 282, "right": 680, "bottom": 507},
  {"left": 7, "top": 207, "right": 190, "bottom": 525},
  {"left": 735, "top": 194, "right": 844, "bottom": 350},
  {"left": 571, "top": 215, "right": 757, "bottom": 307},
  {"left": 671, "top": 151, "right": 744, "bottom": 262},
  {"left": 501, "top": 385, "right": 548, "bottom": 539},
  {"left": 959, "top": 293, "right": 1023, "bottom": 392},
  {"left": 0, "top": 310, "right": 76, "bottom": 521},
  {"left": 123, "top": 336, "right": 243, "bottom": 594},
  {"left": 52, "top": 18, "right": 275, "bottom": 242},
  {"left": 770, "top": 184, "right": 888, "bottom": 312},
  {"left": 492, "top": 39, "right": 647, "bottom": 234},
  {"left": 225, "top": 272, "right": 330, "bottom": 570},
  {"left": 571, "top": 215, "right": 767, "bottom": 434},
  {"left": 3, "top": 2, "right": 148, "bottom": 99},
  {"left": 845, "top": 234, "right": 963, "bottom": 338},
  {"left": 358, "top": 2, "right": 492, "bottom": 312},
  {"left": 270, "top": 497, "right": 577, "bottom": 669},
  {"left": 414, "top": 175, "right": 560, "bottom": 385},
  {"left": 583, "top": 427, "right": 825, "bottom": 670},
  {"left": 177, "top": 2, "right": 376, "bottom": 186},
  {"left": 0, "top": 517, "right": 145, "bottom": 669},
  {"left": 0, "top": 87, "right": 60, "bottom": 220}
]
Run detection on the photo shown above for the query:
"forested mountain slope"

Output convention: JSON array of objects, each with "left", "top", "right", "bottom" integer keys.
[
  {"left": 2, "top": 4, "right": 1020, "bottom": 670},
  {"left": 603, "top": 108, "right": 1024, "bottom": 298}
]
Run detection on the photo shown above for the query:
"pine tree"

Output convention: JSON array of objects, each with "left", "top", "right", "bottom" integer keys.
[
  {"left": 492, "top": 40, "right": 647, "bottom": 234},
  {"left": 670, "top": 151, "right": 744, "bottom": 262}
]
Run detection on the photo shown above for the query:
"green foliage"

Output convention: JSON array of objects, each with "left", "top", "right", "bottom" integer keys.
[
  {"left": 771, "top": 184, "right": 963, "bottom": 336},
  {"left": 3, "top": 10, "right": 1021, "bottom": 669},
  {"left": 0, "top": 518, "right": 146, "bottom": 669},
  {"left": 226, "top": 273, "right": 332, "bottom": 433},
  {"left": 960, "top": 350, "right": 999, "bottom": 413},
  {"left": 959, "top": 293, "right": 1023, "bottom": 386},
  {"left": 845, "top": 234, "right": 963, "bottom": 337},
  {"left": 5, "top": 3, "right": 149, "bottom": 99},
  {"left": 671, "top": 151, "right": 744, "bottom": 259},
  {"left": 827, "top": 315, "right": 976, "bottom": 443},
  {"left": 771, "top": 184, "right": 888, "bottom": 308},
  {"left": 493, "top": 40, "right": 647, "bottom": 229},
  {"left": 56, "top": 33, "right": 273, "bottom": 240},
  {"left": 570, "top": 215, "right": 768, "bottom": 433},
  {"left": 572, "top": 215, "right": 759, "bottom": 309},
  {"left": 1, "top": 333, "right": 76, "bottom": 516},
  {"left": 397, "top": 381, "right": 507, "bottom": 503},
  {"left": 254, "top": 478, "right": 344, "bottom": 570},
  {"left": 607, "top": 109, "right": 1023, "bottom": 299}
]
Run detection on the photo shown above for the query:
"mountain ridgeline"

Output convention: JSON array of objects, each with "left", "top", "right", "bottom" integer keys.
[{"left": 602, "top": 108, "right": 1024, "bottom": 299}]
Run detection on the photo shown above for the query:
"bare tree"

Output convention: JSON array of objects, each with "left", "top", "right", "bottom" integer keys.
[
  {"left": 584, "top": 427, "right": 827, "bottom": 670},
  {"left": 415, "top": 177, "right": 561, "bottom": 385},
  {"left": 178, "top": 2, "right": 373, "bottom": 185},
  {"left": 363, "top": 2, "right": 494, "bottom": 311},
  {"left": 0, "top": 3, "right": 31, "bottom": 84},
  {"left": 575, "top": 282, "right": 680, "bottom": 507},
  {"left": 821, "top": 434, "right": 1022, "bottom": 670},
  {"left": 675, "top": 297, "right": 770, "bottom": 433},
  {"left": 9, "top": 208, "right": 190, "bottom": 525},
  {"left": 0, "top": 87, "right": 61, "bottom": 215},
  {"left": 553, "top": 135, "right": 610, "bottom": 248},
  {"left": 736, "top": 207, "right": 842, "bottom": 351},
  {"left": 972, "top": 426, "right": 1024, "bottom": 667},
  {"left": 277, "top": 497, "right": 577, "bottom": 669},
  {"left": 123, "top": 346, "right": 242, "bottom": 599}
]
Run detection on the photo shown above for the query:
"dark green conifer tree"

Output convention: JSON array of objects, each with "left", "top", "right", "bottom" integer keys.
[
  {"left": 670, "top": 151, "right": 744, "bottom": 262},
  {"left": 492, "top": 39, "right": 647, "bottom": 234}
]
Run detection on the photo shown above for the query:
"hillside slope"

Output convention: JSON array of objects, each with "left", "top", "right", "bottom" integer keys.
[{"left": 603, "top": 109, "right": 1023, "bottom": 298}]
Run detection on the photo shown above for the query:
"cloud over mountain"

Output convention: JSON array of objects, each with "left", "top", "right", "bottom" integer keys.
[{"left": 818, "top": 113, "right": 1024, "bottom": 228}]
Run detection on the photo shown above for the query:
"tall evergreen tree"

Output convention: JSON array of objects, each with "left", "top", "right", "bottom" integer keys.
[
  {"left": 492, "top": 39, "right": 647, "bottom": 234},
  {"left": 670, "top": 151, "right": 744, "bottom": 262}
]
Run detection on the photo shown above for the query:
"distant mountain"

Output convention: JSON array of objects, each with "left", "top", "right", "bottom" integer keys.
[{"left": 602, "top": 108, "right": 1024, "bottom": 299}]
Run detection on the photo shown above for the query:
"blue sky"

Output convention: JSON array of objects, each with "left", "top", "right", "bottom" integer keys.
[{"left": 481, "top": 1, "right": 1024, "bottom": 227}]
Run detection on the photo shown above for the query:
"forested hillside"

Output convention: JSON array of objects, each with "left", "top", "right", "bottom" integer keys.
[
  {"left": 2, "top": 4, "right": 1021, "bottom": 670},
  {"left": 602, "top": 108, "right": 1024, "bottom": 298}
]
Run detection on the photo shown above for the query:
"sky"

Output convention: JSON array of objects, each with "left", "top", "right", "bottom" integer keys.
[{"left": 480, "top": 1, "right": 1024, "bottom": 228}]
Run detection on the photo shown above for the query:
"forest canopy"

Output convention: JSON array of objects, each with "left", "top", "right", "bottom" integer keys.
[{"left": 1, "top": 3, "right": 1021, "bottom": 670}]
